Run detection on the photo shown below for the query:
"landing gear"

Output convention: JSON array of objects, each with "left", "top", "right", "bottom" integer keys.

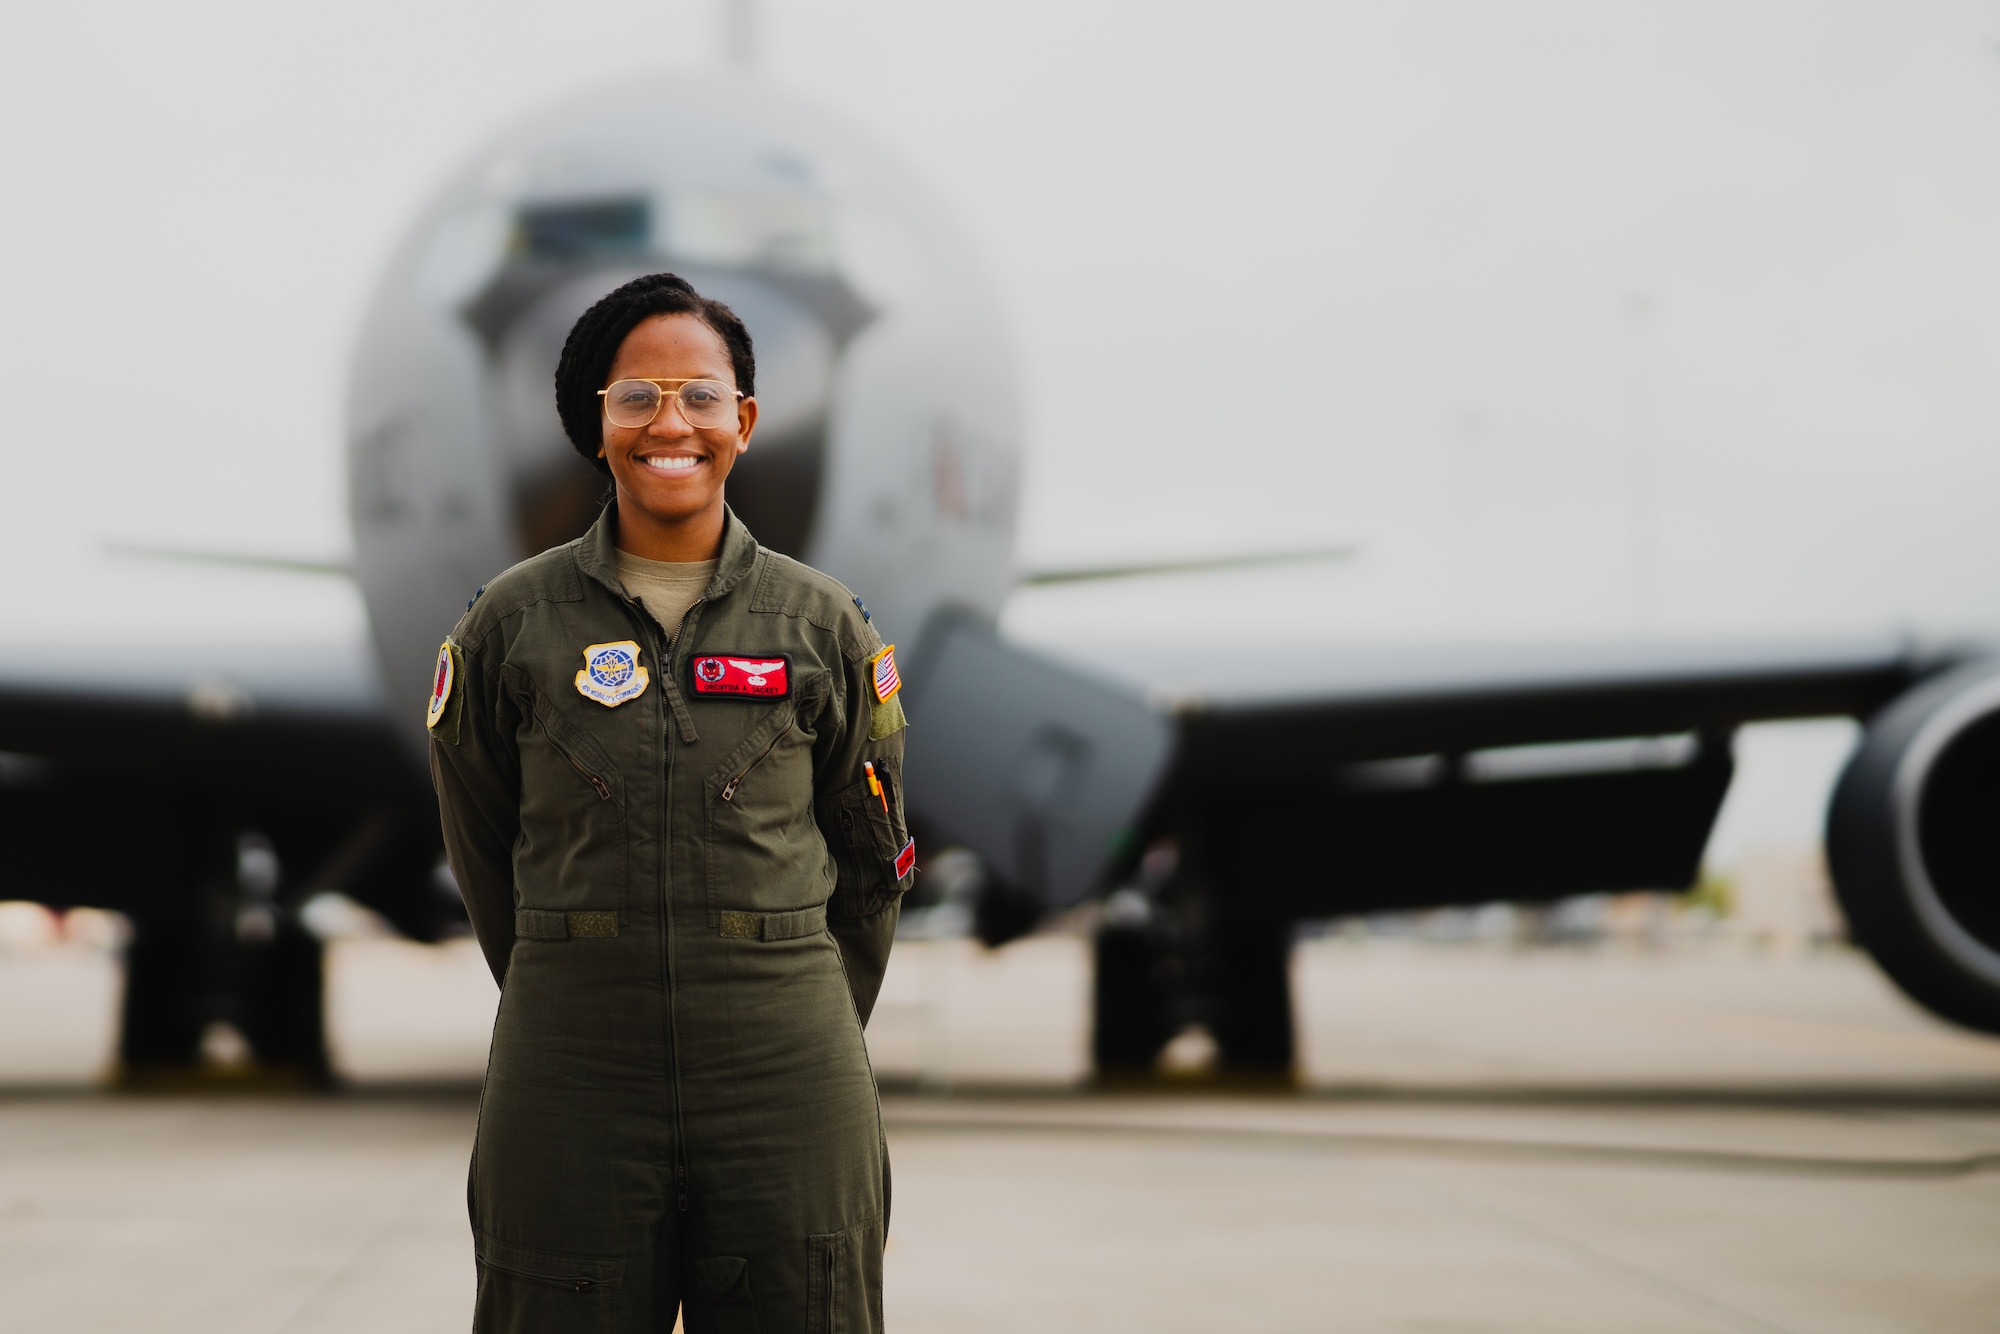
[
  {"left": 235, "top": 917, "right": 329, "bottom": 1078},
  {"left": 1207, "top": 915, "right": 1295, "bottom": 1075},
  {"left": 117, "top": 828, "right": 331, "bottom": 1085},
  {"left": 1089, "top": 845, "right": 1298, "bottom": 1080},
  {"left": 1092, "top": 913, "right": 1182, "bottom": 1071},
  {"left": 119, "top": 910, "right": 208, "bottom": 1070}
]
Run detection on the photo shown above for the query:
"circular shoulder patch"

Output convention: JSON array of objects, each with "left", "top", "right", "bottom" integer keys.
[{"left": 425, "top": 641, "right": 455, "bottom": 729}]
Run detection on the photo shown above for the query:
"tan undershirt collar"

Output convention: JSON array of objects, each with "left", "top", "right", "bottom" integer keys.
[{"left": 614, "top": 550, "right": 718, "bottom": 642}]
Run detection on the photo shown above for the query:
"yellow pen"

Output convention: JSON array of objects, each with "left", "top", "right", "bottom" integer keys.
[{"left": 864, "top": 761, "right": 888, "bottom": 813}]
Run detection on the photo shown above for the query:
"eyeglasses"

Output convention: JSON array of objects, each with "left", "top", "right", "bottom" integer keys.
[{"left": 598, "top": 378, "right": 745, "bottom": 430}]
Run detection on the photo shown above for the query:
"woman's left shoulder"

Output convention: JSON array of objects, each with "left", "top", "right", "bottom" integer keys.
[{"left": 745, "top": 547, "right": 882, "bottom": 666}]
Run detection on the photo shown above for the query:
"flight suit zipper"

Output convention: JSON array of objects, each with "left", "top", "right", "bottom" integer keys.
[
  {"left": 482, "top": 1259, "right": 605, "bottom": 1294},
  {"left": 658, "top": 595, "right": 707, "bottom": 1215},
  {"left": 535, "top": 719, "right": 612, "bottom": 801},
  {"left": 719, "top": 733, "right": 783, "bottom": 802}
]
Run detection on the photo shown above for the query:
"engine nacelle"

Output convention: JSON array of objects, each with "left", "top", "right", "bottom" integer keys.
[{"left": 1828, "top": 658, "right": 2000, "bottom": 1033}]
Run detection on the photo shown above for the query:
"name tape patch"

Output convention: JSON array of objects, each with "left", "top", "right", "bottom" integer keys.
[
  {"left": 871, "top": 644, "right": 902, "bottom": 704},
  {"left": 690, "top": 654, "right": 791, "bottom": 700},
  {"left": 575, "top": 641, "right": 650, "bottom": 707}
]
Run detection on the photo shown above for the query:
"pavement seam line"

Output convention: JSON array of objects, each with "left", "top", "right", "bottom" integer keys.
[{"left": 881, "top": 1114, "right": 2000, "bottom": 1179}]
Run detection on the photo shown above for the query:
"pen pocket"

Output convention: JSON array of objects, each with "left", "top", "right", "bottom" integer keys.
[{"left": 830, "top": 757, "right": 914, "bottom": 912}]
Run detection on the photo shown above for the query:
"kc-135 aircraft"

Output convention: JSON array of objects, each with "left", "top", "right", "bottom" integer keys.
[{"left": 2, "top": 75, "right": 1997, "bottom": 1079}]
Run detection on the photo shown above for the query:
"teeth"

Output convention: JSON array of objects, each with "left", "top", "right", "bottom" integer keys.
[{"left": 643, "top": 455, "right": 700, "bottom": 472}]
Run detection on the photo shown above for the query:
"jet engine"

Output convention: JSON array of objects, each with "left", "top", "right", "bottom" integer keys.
[{"left": 1828, "top": 658, "right": 2000, "bottom": 1034}]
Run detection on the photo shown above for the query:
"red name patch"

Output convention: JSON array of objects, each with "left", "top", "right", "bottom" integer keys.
[
  {"left": 894, "top": 837, "right": 916, "bottom": 879},
  {"left": 689, "top": 654, "right": 791, "bottom": 699}
]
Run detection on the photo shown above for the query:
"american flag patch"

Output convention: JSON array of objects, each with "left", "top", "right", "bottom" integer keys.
[{"left": 871, "top": 645, "right": 902, "bottom": 703}]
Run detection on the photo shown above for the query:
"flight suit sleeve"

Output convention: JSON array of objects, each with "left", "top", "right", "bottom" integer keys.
[
  {"left": 814, "top": 629, "right": 912, "bottom": 1028},
  {"left": 427, "top": 631, "right": 523, "bottom": 987}
]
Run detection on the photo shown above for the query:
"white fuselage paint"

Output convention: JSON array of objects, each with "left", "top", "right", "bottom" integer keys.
[{"left": 347, "top": 74, "right": 1021, "bottom": 759}]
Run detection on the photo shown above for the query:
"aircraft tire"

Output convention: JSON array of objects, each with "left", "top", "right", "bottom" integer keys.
[
  {"left": 1208, "top": 916, "right": 1295, "bottom": 1074},
  {"left": 1092, "top": 925, "right": 1178, "bottom": 1071},
  {"left": 1828, "top": 660, "right": 2000, "bottom": 1036},
  {"left": 119, "top": 912, "right": 208, "bottom": 1070},
  {"left": 238, "top": 917, "right": 331, "bottom": 1081}
]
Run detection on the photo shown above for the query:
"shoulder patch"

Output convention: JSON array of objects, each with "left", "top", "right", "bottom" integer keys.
[
  {"left": 869, "top": 644, "right": 902, "bottom": 704},
  {"left": 425, "top": 639, "right": 464, "bottom": 743},
  {"left": 868, "top": 644, "right": 907, "bottom": 739}
]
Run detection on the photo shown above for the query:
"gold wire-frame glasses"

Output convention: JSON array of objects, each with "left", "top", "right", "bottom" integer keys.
[{"left": 598, "top": 378, "right": 746, "bottom": 430}]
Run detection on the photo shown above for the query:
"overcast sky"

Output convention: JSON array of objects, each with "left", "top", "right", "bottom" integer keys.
[{"left": 2, "top": 0, "right": 1996, "bottom": 857}]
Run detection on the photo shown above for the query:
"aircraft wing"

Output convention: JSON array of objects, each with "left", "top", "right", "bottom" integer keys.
[
  {"left": 1046, "top": 632, "right": 1942, "bottom": 767},
  {"left": 0, "top": 631, "right": 413, "bottom": 801},
  {"left": 0, "top": 604, "right": 440, "bottom": 931},
  {"left": 902, "top": 612, "right": 1966, "bottom": 917}
]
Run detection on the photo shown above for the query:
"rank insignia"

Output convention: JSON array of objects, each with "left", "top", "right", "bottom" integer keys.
[
  {"left": 870, "top": 644, "right": 902, "bottom": 704},
  {"left": 689, "top": 653, "right": 791, "bottom": 699},
  {"left": 575, "top": 641, "right": 649, "bottom": 707},
  {"left": 425, "top": 640, "right": 457, "bottom": 730}
]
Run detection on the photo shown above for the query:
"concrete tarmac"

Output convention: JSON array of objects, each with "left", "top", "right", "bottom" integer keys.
[{"left": 2, "top": 935, "right": 1998, "bottom": 1331}]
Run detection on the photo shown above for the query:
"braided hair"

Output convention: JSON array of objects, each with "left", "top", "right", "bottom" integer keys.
[{"left": 553, "top": 273, "right": 757, "bottom": 476}]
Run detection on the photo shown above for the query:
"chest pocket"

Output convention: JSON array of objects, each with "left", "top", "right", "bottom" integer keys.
[
  {"left": 504, "top": 665, "right": 628, "bottom": 916},
  {"left": 702, "top": 669, "right": 831, "bottom": 918}
]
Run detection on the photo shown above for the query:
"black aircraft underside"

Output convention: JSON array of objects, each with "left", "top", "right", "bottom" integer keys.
[
  {"left": 901, "top": 614, "right": 2000, "bottom": 1072},
  {"left": 1, "top": 609, "right": 1998, "bottom": 1081},
  {"left": 0, "top": 642, "right": 451, "bottom": 1078}
]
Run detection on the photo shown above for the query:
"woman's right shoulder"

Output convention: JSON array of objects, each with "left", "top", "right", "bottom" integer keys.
[{"left": 452, "top": 542, "right": 588, "bottom": 652}]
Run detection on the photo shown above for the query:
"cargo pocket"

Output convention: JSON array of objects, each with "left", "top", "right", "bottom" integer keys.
[
  {"left": 806, "top": 1217, "right": 884, "bottom": 1334},
  {"left": 828, "top": 761, "right": 914, "bottom": 914},
  {"left": 473, "top": 1231, "right": 622, "bottom": 1333},
  {"left": 689, "top": 1254, "right": 762, "bottom": 1334}
]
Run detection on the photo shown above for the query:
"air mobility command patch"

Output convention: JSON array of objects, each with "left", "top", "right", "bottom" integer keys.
[
  {"left": 425, "top": 639, "right": 464, "bottom": 744},
  {"left": 867, "top": 644, "right": 907, "bottom": 741},
  {"left": 575, "top": 641, "right": 650, "bottom": 707}
]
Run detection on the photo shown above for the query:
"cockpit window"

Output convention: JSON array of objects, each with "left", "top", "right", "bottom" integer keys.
[{"left": 511, "top": 198, "right": 651, "bottom": 261}]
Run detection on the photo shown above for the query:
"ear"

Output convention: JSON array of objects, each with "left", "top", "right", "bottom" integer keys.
[{"left": 735, "top": 396, "right": 759, "bottom": 453}]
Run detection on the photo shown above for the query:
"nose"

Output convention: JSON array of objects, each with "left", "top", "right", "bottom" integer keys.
[{"left": 647, "top": 393, "right": 695, "bottom": 438}]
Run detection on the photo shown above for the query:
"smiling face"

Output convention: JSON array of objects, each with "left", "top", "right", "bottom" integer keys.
[{"left": 599, "top": 313, "right": 760, "bottom": 560}]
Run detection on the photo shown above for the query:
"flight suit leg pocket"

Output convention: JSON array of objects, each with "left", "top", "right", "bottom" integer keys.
[
  {"left": 806, "top": 1217, "right": 883, "bottom": 1334},
  {"left": 687, "top": 1255, "right": 762, "bottom": 1334},
  {"left": 473, "top": 1231, "right": 623, "bottom": 1333}
]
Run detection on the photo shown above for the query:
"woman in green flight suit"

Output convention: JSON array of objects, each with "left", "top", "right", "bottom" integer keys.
[{"left": 428, "top": 272, "right": 914, "bottom": 1333}]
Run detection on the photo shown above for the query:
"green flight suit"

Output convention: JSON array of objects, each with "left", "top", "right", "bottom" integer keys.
[{"left": 428, "top": 504, "right": 912, "bottom": 1334}]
